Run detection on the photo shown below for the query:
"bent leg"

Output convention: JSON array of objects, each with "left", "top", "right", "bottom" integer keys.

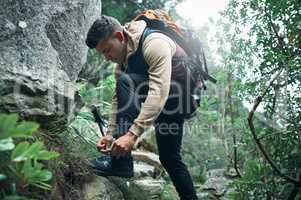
[
  {"left": 114, "top": 73, "right": 148, "bottom": 138},
  {"left": 88, "top": 73, "right": 148, "bottom": 177}
]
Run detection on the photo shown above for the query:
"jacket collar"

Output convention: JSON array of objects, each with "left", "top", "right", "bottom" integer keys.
[{"left": 122, "top": 20, "right": 147, "bottom": 67}]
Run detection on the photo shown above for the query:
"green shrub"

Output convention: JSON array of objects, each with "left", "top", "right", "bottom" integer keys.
[{"left": 0, "top": 114, "right": 59, "bottom": 199}]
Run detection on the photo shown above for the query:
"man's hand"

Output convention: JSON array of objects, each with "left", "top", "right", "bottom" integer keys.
[
  {"left": 97, "top": 134, "right": 114, "bottom": 154},
  {"left": 111, "top": 131, "right": 138, "bottom": 159}
]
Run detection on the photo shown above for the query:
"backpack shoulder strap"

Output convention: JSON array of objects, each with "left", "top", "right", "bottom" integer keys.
[
  {"left": 136, "top": 28, "right": 163, "bottom": 55},
  {"left": 135, "top": 15, "right": 191, "bottom": 55}
]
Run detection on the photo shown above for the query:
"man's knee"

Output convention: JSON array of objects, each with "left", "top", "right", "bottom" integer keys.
[{"left": 117, "top": 73, "right": 133, "bottom": 88}]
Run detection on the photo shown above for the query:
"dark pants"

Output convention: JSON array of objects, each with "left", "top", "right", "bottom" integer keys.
[{"left": 114, "top": 73, "right": 198, "bottom": 200}]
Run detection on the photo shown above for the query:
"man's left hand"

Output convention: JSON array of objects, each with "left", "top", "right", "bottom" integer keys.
[{"left": 111, "top": 131, "right": 138, "bottom": 159}]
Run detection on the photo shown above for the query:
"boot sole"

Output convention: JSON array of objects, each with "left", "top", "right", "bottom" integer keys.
[{"left": 93, "top": 169, "right": 134, "bottom": 178}]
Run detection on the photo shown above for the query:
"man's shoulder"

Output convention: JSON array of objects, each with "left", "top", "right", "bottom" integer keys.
[
  {"left": 142, "top": 32, "right": 176, "bottom": 52},
  {"left": 124, "top": 20, "right": 146, "bottom": 35}
]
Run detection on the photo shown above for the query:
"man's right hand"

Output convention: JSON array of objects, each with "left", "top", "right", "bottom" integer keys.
[{"left": 96, "top": 134, "right": 114, "bottom": 154}]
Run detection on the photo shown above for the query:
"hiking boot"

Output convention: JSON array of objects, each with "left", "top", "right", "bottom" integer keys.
[
  {"left": 86, "top": 154, "right": 112, "bottom": 171},
  {"left": 87, "top": 155, "right": 134, "bottom": 178}
]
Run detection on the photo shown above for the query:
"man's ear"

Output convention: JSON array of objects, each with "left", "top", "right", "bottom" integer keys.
[{"left": 114, "top": 31, "right": 124, "bottom": 42}]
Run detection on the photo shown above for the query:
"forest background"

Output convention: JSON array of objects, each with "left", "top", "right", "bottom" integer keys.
[{"left": 0, "top": 0, "right": 300, "bottom": 199}]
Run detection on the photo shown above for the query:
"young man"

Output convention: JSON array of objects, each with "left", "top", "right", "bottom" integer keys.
[{"left": 85, "top": 15, "right": 198, "bottom": 200}]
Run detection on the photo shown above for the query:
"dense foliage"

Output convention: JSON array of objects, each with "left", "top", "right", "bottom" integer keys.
[
  {"left": 211, "top": 0, "right": 301, "bottom": 198},
  {"left": 0, "top": 114, "right": 59, "bottom": 200},
  {"left": 2, "top": 0, "right": 299, "bottom": 199}
]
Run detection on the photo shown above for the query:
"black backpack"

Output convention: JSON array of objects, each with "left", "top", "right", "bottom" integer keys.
[{"left": 134, "top": 9, "right": 217, "bottom": 92}]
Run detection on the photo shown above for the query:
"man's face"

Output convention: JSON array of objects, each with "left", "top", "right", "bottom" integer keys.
[{"left": 95, "top": 33, "right": 126, "bottom": 64}]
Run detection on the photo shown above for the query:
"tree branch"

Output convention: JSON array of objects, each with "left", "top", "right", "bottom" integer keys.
[
  {"left": 247, "top": 69, "right": 300, "bottom": 185},
  {"left": 227, "top": 72, "right": 241, "bottom": 177}
]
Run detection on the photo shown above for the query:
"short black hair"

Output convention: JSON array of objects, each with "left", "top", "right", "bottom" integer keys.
[{"left": 85, "top": 15, "right": 122, "bottom": 49}]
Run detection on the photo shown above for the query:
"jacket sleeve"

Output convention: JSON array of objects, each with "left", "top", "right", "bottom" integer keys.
[{"left": 128, "top": 33, "right": 176, "bottom": 137}]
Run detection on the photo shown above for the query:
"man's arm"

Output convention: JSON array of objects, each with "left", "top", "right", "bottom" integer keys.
[
  {"left": 128, "top": 33, "right": 176, "bottom": 137},
  {"left": 110, "top": 33, "right": 176, "bottom": 158}
]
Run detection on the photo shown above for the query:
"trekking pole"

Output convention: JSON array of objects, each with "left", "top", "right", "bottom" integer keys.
[{"left": 91, "top": 105, "right": 106, "bottom": 137}]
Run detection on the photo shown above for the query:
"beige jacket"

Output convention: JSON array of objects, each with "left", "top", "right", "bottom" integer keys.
[{"left": 107, "top": 20, "right": 176, "bottom": 137}]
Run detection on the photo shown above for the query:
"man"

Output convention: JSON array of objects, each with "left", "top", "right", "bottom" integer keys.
[{"left": 85, "top": 15, "right": 198, "bottom": 200}]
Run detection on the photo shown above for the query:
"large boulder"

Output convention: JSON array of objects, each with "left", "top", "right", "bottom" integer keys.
[{"left": 0, "top": 0, "right": 101, "bottom": 129}]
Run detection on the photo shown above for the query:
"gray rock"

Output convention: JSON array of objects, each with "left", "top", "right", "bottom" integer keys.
[
  {"left": 197, "top": 169, "right": 234, "bottom": 198},
  {"left": 132, "top": 150, "right": 165, "bottom": 178},
  {"left": 132, "top": 151, "right": 161, "bottom": 170},
  {"left": 0, "top": 0, "right": 101, "bottom": 129},
  {"left": 82, "top": 176, "right": 124, "bottom": 200},
  {"left": 134, "top": 178, "right": 165, "bottom": 199},
  {"left": 134, "top": 161, "right": 155, "bottom": 178}
]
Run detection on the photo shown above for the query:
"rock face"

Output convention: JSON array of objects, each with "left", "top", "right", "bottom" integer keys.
[
  {"left": 0, "top": 0, "right": 101, "bottom": 128},
  {"left": 82, "top": 176, "right": 125, "bottom": 200}
]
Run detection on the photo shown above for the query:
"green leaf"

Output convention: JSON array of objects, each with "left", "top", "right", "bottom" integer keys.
[
  {"left": 22, "top": 141, "right": 44, "bottom": 159},
  {"left": 21, "top": 160, "right": 53, "bottom": 189},
  {"left": 35, "top": 170, "right": 52, "bottom": 182},
  {"left": 0, "top": 114, "right": 18, "bottom": 139},
  {"left": 0, "top": 137, "right": 15, "bottom": 151},
  {"left": 31, "top": 181, "right": 51, "bottom": 190},
  {"left": 36, "top": 150, "right": 60, "bottom": 160},
  {"left": 0, "top": 173, "right": 7, "bottom": 181},
  {"left": 0, "top": 114, "right": 39, "bottom": 139},
  {"left": 12, "top": 142, "right": 45, "bottom": 162},
  {"left": 21, "top": 159, "right": 35, "bottom": 176},
  {"left": 13, "top": 122, "right": 39, "bottom": 138},
  {"left": 12, "top": 141, "right": 59, "bottom": 162},
  {"left": 11, "top": 142, "right": 30, "bottom": 162}
]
